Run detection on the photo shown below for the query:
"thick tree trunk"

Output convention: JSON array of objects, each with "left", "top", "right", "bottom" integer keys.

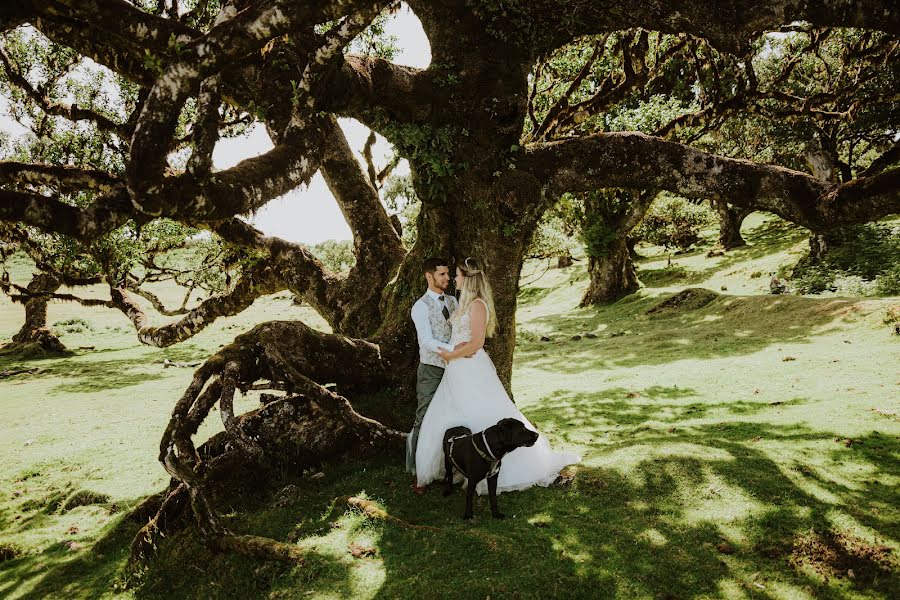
[
  {"left": 807, "top": 229, "right": 850, "bottom": 263},
  {"left": 713, "top": 199, "right": 752, "bottom": 249},
  {"left": 578, "top": 190, "right": 654, "bottom": 305},
  {"left": 374, "top": 169, "right": 540, "bottom": 402},
  {"left": 580, "top": 237, "right": 639, "bottom": 305},
  {"left": 7, "top": 273, "right": 67, "bottom": 354}
]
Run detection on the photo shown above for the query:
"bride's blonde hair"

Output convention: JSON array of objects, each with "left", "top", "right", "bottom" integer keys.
[{"left": 455, "top": 256, "right": 497, "bottom": 337}]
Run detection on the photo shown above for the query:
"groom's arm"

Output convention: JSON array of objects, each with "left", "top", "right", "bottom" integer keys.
[
  {"left": 411, "top": 302, "right": 453, "bottom": 353},
  {"left": 441, "top": 302, "right": 487, "bottom": 360}
]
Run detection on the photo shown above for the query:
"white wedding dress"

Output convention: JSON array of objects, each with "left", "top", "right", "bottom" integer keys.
[{"left": 415, "top": 299, "right": 581, "bottom": 494}]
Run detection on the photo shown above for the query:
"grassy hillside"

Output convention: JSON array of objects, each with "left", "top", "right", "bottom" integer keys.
[{"left": 1, "top": 214, "right": 898, "bottom": 599}]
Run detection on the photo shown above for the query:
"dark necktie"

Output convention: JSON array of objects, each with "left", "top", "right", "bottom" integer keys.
[{"left": 439, "top": 295, "right": 450, "bottom": 320}]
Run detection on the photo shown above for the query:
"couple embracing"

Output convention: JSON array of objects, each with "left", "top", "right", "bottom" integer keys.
[{"left": 406, "top": 256, "right": 580, "bottom": 495}]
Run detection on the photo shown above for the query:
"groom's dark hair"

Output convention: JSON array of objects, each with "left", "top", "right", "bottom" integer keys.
[{"left": 422, "top": 257, "right": 449, "bottom": 274}]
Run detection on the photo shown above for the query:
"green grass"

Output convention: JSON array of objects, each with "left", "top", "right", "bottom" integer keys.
[{"left": 1, "top": 215, "right": 899, "bottom": 599}]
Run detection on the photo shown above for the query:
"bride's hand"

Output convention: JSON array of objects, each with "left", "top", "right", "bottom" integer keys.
[{"left": 437, "top": 348, "right": 453, "bottom": 361}]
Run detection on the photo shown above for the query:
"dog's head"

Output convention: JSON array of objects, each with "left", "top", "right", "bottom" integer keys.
[{"left": 489, "top": 418, "right": 539, "bottom": 454}]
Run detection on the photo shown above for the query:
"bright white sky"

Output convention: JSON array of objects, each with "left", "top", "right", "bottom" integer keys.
[{"left": 0, "top": 4, "right": 431, "bottom": 245}]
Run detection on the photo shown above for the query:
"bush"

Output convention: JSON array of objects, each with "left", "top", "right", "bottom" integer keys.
[
  {"left": 875, "top": 262, "right": 900, "bottom": 296},
  {"left": 791, "top": 222, "right": 900, "bottom": 296},
  {"left": 634, "top": 195, "right": 714, "bottom": 251},
  {"left": 52, "top": 317, "right": 93, "bottom": 334},
  {"left": 822, "top": 223, "right": 900, "bottom": 280},
  {"left": 793, "top": 265, "right": 836, "bottom": 294},
  {"left": 308, "top": 239, "right": 355, "bottom": 273},
  {"left": 529, "top": 212, "right": 579, "bottom": 260}
]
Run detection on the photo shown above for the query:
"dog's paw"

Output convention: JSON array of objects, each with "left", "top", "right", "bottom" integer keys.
[{"left": 492, "top": 512, "right": 506, "bottom": 520}]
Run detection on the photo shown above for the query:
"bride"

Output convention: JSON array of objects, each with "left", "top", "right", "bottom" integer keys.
[{"left": 415, "top": 256, "right": 580, "bottom": 494}]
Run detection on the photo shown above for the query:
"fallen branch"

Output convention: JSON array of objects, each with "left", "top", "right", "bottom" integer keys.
[{"left": 340, "top": 496, "right": 440, "bottom": 532}]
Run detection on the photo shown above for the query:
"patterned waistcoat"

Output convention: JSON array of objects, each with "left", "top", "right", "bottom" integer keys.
[{"left": 419, "top": 292, "right": 458, "bottom": 368}]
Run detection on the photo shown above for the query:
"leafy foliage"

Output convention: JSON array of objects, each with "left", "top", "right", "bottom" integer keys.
[
  {"left": 791, "top": 222, "right": 900, "bottom": 295},
  {"left": 634, "top": 194, "right": 714, "bottom": 251}
]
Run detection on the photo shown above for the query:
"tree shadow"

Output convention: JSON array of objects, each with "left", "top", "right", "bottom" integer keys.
[
  {"left": 0, "top": 344, "right": 209, "bottom": 394},
  {"left": 5, "top": 415, "right": 896, "bottom": 599},
  {"left": 636, "top": 214, "right": 809, "bottom": 286},
  {"left": 516, "top": 292, "right": 860, "bottom": 372},
  {"left": 0, "top": 500, "right": 144, "bottom": 600}
]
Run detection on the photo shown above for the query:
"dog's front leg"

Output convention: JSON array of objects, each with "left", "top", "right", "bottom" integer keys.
[
  {"left": 443, "top": 448, "right": 454, "bottom": 497},
  {"left": 463, "top": 480, "right": 476, "bottom": 520},
  {"left": 488, "top": 474, "right": 504, "bottom": 519}
]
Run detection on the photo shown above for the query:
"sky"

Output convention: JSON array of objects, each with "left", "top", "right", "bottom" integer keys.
[{"left": 0, "top": 4, "right": 431, "bottom": 245}]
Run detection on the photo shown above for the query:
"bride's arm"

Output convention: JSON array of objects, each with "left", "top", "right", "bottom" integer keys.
[{"left": 439, "top": 301, "right": 487, "bottom": 361}]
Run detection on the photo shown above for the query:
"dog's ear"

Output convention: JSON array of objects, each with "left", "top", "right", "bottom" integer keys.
[{"left": 492, "top": 418, "right": 522, "bottom": 451}]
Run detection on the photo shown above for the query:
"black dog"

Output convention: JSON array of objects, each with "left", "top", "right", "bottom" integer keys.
[{"left": 442, "top": 418, "right": 539, "bottom": 520}]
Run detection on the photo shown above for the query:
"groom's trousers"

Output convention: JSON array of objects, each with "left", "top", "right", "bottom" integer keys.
[{"left": 406, "top": 362, "right": 445, "bottom": 475}]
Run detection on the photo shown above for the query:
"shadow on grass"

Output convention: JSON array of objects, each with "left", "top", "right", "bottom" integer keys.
[
  {"left": 517, "top": 292, "right": 860, "bottom": 372},
  {"left": 0, "top": 501, "right": 143, "bottom": 600},
  {"left": 636, "top": 215, "right": 808, "bottom": 287},
  {"left": 4, "top": 413, "right": 897, "bottom": 599},
  {"left": 0, "top": 344, "right": 208, "bottom": 394}
]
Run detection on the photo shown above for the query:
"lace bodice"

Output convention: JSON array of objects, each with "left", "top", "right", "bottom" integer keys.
[{"left": 449, "top": 299, "right": 488, "bottom": 346}]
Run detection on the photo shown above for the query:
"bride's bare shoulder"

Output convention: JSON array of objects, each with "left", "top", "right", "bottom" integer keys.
[{"left": 469, "top": 298, "right": 488, "bottom": 315}]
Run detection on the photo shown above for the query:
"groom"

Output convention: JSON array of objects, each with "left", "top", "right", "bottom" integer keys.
[{"left": 407, "top": 257, "right": 458, "bottom": 494}]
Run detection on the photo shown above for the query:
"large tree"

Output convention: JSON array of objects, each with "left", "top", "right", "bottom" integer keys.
[{"left": 1, "top": 0, "right": 899, "bottom": 562}]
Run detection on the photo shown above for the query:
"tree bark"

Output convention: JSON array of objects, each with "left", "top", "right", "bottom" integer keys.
[
  {"left": 578, "top": 190, "right": 655, "bottom": 305},
  {"left": 581, "top": 237, "right": 639, "bottom": 304},
  {"left": 713, "top": 199, "right": 753, "bottom": 249},
  {"left": 8, "top": 273, "right": 67, "bottom": 354}
]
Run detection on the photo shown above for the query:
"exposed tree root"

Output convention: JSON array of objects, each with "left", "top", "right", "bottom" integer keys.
[
  {"left": 341, "top": 496, "right": 441, "bottom": 532},
  {"left": 131, "top": 320, "right": 404, "bottom": 564}
]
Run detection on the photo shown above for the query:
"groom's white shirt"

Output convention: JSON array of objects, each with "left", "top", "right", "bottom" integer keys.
[{"left": 411, "top": 289, "right": 454, "bottom": 365}]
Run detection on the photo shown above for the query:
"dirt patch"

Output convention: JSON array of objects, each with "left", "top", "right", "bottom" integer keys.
[
  {"left": 646, "top": 288, "right": 718, "bottom": 315},
  {"left": 789, "top": 529, "right": 898, "bottom": 590}
]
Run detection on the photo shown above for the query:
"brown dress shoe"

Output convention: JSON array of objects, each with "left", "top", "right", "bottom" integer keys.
[{"left": 411, "top": 477, "right": 427, "bottom": 495}]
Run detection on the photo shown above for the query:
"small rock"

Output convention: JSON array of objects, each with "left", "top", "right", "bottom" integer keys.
[
  {"left": 625, "top": 392, "right": 640, "bottom": 398},
  {"left": 584, "top": 333, "right": 598, "bottom": 339},
  {"left": 782, "top": 356, "right": 796, "bottom": 362},
  {"left": 63, "top": 541, "right": 83, "bottom": 551},
  {"left": 309, "top": 472, "right": 325, "bottom": 480},
  {"left": 66, "top": 526, "right": 79, "bottom": 535},
  {"left": 720, "top": 285, "right": 728, "bottom": 291},
  {"left": 24, "top": 439, "right": 36, "bottom": 447},
  {"left": 539, "top": 336, "right": 551, "bottom": 342},
  {"left": 571, "top": 335, "right": 582, "bottom": 341}
]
